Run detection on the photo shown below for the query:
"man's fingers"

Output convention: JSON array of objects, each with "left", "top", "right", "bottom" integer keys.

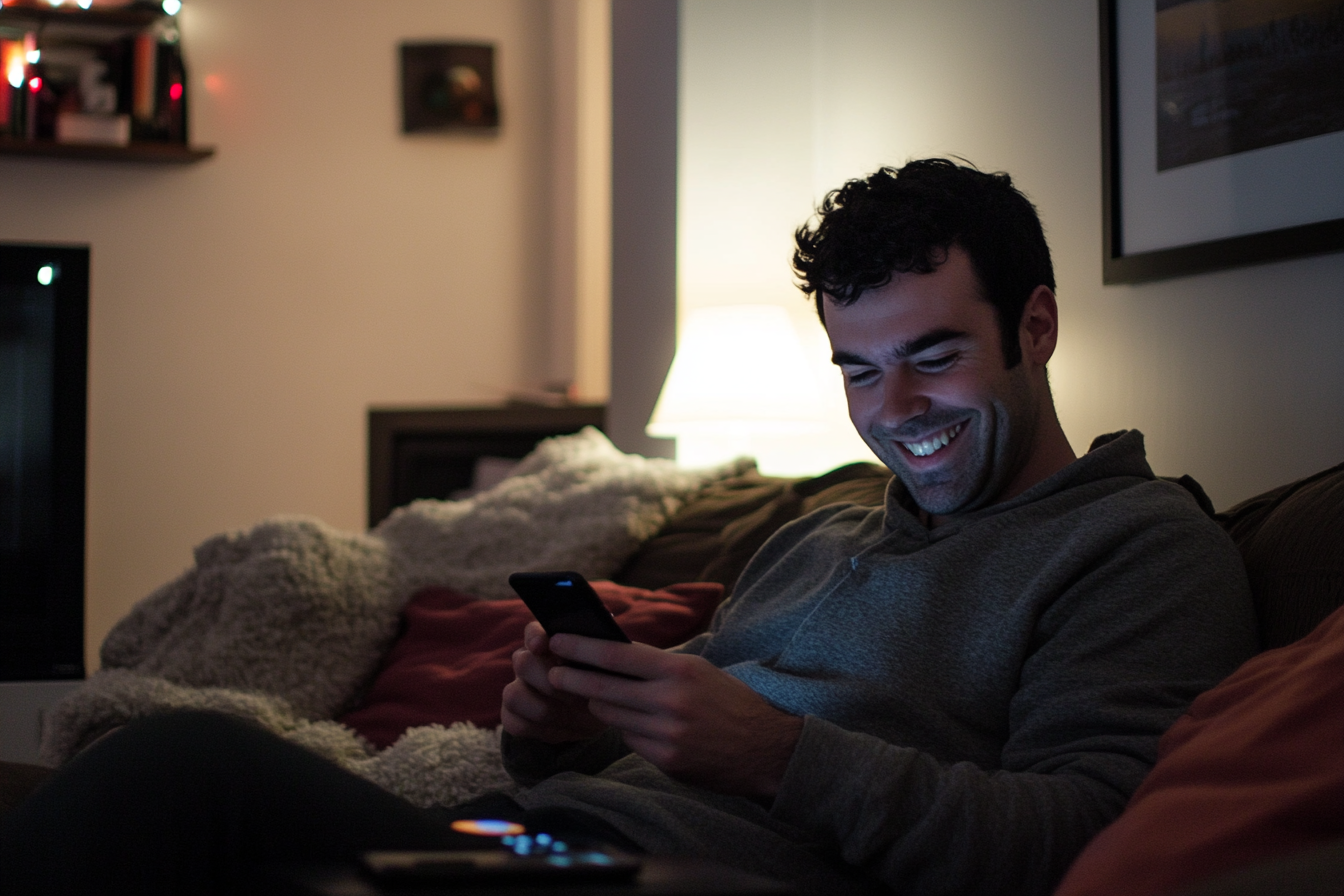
[
  {"left": 513, "top": 645, "right": 564, "bottom": 696},
  {"left": 501, "top": 678, "right": 555, "bottom": 725},
  {"left": 501, "top": 678, "right": 605, "bottom": 742},
  {"left": 547, "top": 634, "right": 673, "bottom": 680},
  {"left": 523, "top": 621, "right": 550, "bottom": 655},
  {"left": 548, "top": 664, "right": 652, "bottom": 709}
]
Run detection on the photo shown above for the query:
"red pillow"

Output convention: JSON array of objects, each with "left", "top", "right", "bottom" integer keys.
[
  {"left": 337, "top": 581, "right": 723, "bottom": 749},
  {"left": 1054, "top": 603, "right": 1344, "bottom": 896}
]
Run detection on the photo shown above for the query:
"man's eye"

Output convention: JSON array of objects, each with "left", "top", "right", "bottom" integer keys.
[
  {"left": 915, "top": 354, "right": 957, "bottom": 373},
  {"left": 844, "top": 368, "right": 878, "bottom": 386}
]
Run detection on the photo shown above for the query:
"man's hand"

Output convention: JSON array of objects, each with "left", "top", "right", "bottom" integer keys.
[
  {"left": 501, "top": 622, "right": 610, "bottom": 744},
  {"left": 541, "top": 631, "right": 804, "bottom": 800}
]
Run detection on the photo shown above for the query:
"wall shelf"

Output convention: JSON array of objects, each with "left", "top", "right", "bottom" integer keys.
[
  {"left": 0, "top": 137, "right": 213, "bottom": 163},
  {"left": 1, "top": 2, "right": 208, "bottom": 165}
]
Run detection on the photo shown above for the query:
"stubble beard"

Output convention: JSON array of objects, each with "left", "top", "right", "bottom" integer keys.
[
  {"left": 869, "top": 373, "right": 1038, "bottom": 517},
  {"left": 870, "top": 411, "right": 994, "bottom": 517}
]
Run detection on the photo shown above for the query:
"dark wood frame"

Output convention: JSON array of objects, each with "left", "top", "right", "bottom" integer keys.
[
  {"left": 367, "top": 404, "right": 605, "bottom": 528},
  {"left": 1099, "top": 0, "right": 1344, "bottom": 284}
]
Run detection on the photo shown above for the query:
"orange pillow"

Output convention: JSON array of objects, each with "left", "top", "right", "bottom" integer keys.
[
  {"left": 338, "top": 581, "right": 723, "bottom": 749},
  {"left": 1055, "top": 603, "right": 1344, "bottom": 896}
]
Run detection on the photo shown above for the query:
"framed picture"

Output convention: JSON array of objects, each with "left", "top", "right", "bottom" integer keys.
[
  {"left": 1100, "top": 0, "right": 1344, "bottom": 283},
  {"left": 400, "top": 43, "right": 499, "bottom": 133}
]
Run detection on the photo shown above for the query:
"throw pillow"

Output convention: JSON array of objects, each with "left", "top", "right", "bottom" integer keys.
[
  {"left": 1054, "top": 602, "right": 1344, "bottom": 896},
  {"left": 1215, "top": 461, "right": 1344, "bottom": 649},
  {"left": 337, "top": 581, "right": 724, "bottom": 749}
]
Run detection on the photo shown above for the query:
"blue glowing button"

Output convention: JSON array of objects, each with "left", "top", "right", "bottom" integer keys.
[{"left": 450, "top": 819, "right": 527, "bottom": 837}]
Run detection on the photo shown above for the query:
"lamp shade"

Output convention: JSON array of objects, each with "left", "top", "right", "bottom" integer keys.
[{"left": 646, "top": 304, "right": 828, "bottom": 438}]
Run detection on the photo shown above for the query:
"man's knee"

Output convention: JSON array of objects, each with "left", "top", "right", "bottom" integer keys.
[{"left": 65, "top": 710, "right": 276, "bottom": 788}]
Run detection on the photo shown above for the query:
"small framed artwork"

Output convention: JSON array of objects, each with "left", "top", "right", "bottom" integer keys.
[
  {"left": 1100, "top": 0, "right": 1344, "bottom": 283},
  {"left": 400, "top": 42, "right": 499, "bottom": 133}
]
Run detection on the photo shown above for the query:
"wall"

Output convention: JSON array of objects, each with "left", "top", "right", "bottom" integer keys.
[
  {"left": 679, "top": 0, "right": 1344, "bottom": 505},
  {"left": 608, "top": 0, "right": 679, "bottom": 458},
  {"left": 0, "top": 0, "right": 579, "bottom": 670}
]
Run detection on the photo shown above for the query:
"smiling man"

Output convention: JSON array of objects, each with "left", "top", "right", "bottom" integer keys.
[
  {"left": 498, "top": 160, "right": 1258, "bottom": 894},
  {"left": 824, "top": 242, "right": 1073, "bottom": 523},
  {"left": 806, "top": 160, "right": 1076, "bottom": 524}
]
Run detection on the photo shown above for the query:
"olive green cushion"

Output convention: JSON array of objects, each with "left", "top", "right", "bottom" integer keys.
[
  {"left": 1216, "top": 462, "right": 1344, "bottom": 649},
  {"left": 613, "top": 462, "right": 891, "bottom": 596}
]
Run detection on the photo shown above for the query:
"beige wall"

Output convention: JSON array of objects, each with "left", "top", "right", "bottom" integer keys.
[
  {"left": 679, "top": 0, "right": 1344, "bottom": 505},
  {"left": 0, "top": 0, "right": 589, "bottom": 670}
]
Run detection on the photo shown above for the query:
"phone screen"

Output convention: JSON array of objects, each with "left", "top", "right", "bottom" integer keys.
[{"left": 508, "top": 571, "right": 631, "bottom": 643}]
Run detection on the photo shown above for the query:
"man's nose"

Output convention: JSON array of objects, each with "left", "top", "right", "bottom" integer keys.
[{"left": 877, "top": 370, "right": 932, "bottom": 429}]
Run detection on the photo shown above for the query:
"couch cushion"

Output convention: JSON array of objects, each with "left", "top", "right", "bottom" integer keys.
[
  {"left": 1053, "top": 601, "right": 1344, "bottom": 896},
  {"left": 337, "top": 581, "right": 723, "bottom": 749},
  {"left": 613, "top": 462, "right": 891, "bottom": 595},
  {"left": 1216, "top": 462, "right": 1344, "bottom": 649}
]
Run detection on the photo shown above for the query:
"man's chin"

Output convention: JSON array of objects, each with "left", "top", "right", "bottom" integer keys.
[
  {"left": 894, "top": 464, "right": 996, "bottom": 517},
  {"left": 895, "top": 473, "right": 967, "bottom": 517}
]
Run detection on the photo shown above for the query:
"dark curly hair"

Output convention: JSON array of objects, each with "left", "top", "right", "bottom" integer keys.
[{"left": 792, "top": 159, "right": 1054, "bottom": 368}]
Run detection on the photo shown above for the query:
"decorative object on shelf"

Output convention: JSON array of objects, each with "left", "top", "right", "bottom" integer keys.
[
  {"left": 400, "top": 42, "right": 499, "bottom": 133},
  {"left": 1100, "top": 0, "right": 1344, "bottom": 283},
  {"left": 0, "top": 0, "right": 211, "bottom": 163}
]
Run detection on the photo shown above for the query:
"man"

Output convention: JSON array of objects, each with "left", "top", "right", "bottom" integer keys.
[
  {"left": 0, "top": 160, "right": 1255, "bottom": 896},
  {"left": 497, "top": 159, "right": 1256, "bottom": 893}
]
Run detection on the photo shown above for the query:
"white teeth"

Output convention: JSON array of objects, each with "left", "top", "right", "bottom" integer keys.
[{"left": 901, "top": 423, "right": 963, "bottom": 458}]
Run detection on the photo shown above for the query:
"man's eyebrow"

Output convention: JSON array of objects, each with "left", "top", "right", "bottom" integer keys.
[
  {"left": 831, "top": 349, "right": 871, "bottom": 366},
  {"left": 830, "top": 328, "right": 969, "bottom": 366},
  {"left": 893, "top": 328, "right": 968, "bottom": 359}
]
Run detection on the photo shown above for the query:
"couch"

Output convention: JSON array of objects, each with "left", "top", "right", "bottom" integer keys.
[{"left": 1, "top": 430, "right": 1341, "bottom": 894}]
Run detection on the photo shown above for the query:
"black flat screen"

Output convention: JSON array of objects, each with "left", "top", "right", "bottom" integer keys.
[{"left": 0, "top": 244, "right": 87, "bottom": 681}]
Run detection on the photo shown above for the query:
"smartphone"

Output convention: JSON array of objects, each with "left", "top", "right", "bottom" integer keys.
[{"left": 508, "top": 571, "right": 631, "bottom": 674}]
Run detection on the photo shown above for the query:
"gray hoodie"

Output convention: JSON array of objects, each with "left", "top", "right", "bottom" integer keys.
[{"left": 505, "top": 431, "right": 1257, "bottom": 895}]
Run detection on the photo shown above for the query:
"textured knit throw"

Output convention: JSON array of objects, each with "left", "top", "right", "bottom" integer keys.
[{"left": 41, "top": 428, "right": 751, "bottom": 808}]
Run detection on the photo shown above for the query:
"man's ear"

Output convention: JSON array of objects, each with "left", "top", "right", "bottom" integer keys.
[{"left": 1018, "top": 285, "right": 1059, "bottom": 367}]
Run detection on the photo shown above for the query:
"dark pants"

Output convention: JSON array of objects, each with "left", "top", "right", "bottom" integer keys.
[{"left": 0, "top": 711, "right": 634, "bottom": 896}]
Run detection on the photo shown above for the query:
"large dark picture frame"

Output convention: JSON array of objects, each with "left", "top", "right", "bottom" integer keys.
[{"left": 1100, "top": 0, "right": 1344, "bottom": 284}]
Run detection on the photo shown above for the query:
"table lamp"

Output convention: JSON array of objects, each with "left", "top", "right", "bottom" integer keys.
[{"left": 646, "top": 304, "right": 830, "bottom": 470}]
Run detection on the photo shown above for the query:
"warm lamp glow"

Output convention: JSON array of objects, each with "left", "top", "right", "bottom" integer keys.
[{"left": 647, "top": 304, "right": 827, "bottom": 439}]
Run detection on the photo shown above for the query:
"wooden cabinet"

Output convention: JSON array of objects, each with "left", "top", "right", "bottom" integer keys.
[{"left": 368, "top": 405, "right": 606, "bottom": 528}]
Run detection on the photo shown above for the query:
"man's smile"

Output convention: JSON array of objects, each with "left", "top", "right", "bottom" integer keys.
[{"left": 900, "top": 422, "right": 965, "bottom": 458}]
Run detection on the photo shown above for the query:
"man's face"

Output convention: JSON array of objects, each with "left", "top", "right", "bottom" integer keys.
[{"left": 824, "top": 246, "right": 1041, "bottom": 517}]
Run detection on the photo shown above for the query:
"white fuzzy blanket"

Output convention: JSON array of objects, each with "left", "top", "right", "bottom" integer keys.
[{"left": 41, "top": 428, "right": 750, "bottom": 808}]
